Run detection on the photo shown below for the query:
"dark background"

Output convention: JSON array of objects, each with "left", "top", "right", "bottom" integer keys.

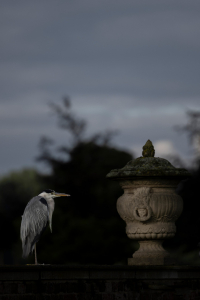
[{"left": 0, "top": 99, "right": 199, "bottom": 265}]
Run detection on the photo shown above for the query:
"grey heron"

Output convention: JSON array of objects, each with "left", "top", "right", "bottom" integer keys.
[{"left": 20, "top": 189, "right": 70, "bottom": 264}]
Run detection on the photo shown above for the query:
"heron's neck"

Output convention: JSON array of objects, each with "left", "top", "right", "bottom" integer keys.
[
  {"left": 38, "top": 193, "right": 55, "bottom": 231},
  {"left": 46, "top": 198, "right": 55, "bottom": 232}
]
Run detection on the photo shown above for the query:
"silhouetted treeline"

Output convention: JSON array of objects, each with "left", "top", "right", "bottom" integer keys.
[
  {"left": 0, "top": 99, "right": 136, "bottom": 265},
  {"left": 0, "top": 100, "right": 200, "bottom": 265},
  {"left": 164, "top": 164, "right": 200, "bottom": 263},
  {"left": 164, "top": 110, "right": 200, "bottom": 263}
]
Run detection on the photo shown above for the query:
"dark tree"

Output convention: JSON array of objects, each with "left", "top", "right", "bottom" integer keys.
[
  {"left": 175, "top": 110, "right": 200, "bottom": 163},
  {"left": 164, "top": 110, "right": 200, "bottom": 264},
  {"left": 36, "top": 98, "right": 135, "bottom": 265}
]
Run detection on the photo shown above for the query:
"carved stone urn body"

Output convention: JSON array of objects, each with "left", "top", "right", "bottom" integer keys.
[{"left": 106, "top": 140, "right": 190, "bottom": 265}]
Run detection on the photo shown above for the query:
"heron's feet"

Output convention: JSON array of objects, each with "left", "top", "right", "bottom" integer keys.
[
  {"left": 26, "top": 263, "right": 51, "bottom": 265},
  {"left": 26, "top": 263, "right": 44, "bottom": 265},
  {"left": 35, "top": 263, "right": 51, "bottom": 265}
]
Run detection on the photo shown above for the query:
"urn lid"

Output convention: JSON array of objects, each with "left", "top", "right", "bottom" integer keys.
[{"left": 106, "top": 140, "right": 190, "bottom": 179}]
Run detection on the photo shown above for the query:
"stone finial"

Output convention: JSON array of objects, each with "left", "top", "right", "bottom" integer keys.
[{"left": 142, "top": 140, "right": 155, "bottom": 157}]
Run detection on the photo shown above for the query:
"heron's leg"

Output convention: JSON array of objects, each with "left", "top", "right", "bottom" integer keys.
[{"left": 34, "top": 244, "right": 38, "bottom": 265}]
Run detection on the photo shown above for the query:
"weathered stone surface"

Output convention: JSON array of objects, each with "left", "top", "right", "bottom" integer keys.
[
  {"left": 1, "top": 265, "right": 200, "bottom": 299},
  {"left": 106, "top": 156, "right": 190, "bottom": 178},
  {"left": 142, "top": 139, "right": 155, "bottom": 157}
]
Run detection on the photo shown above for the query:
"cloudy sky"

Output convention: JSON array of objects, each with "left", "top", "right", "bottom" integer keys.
[{"left": 1, "top": 0, "right": 200, "bottom": 175}]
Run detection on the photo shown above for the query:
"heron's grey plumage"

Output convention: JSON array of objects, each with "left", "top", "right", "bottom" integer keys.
[
  {"left": 20, "top": 190, "right": 70, "bottom": 264},
  {"left": 20, "top": 195, "right": 54, "bottom": 258}
]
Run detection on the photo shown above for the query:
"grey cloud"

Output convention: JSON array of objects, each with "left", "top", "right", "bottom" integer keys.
[{"left": 0, "top": 0, "right": 200, "bottom": 174}]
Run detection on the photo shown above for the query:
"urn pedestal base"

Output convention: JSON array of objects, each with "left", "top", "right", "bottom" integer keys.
[{"left": 128, "top": 240, "right": 171, "bottom": 266}]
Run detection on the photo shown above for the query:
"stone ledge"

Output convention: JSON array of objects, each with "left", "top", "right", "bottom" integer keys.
[
  {"left": 0, "top": 265, "right": 200, "bottom": 280},
  {"left": 1, "top": 266, "right": 200, "bottom": 299}
]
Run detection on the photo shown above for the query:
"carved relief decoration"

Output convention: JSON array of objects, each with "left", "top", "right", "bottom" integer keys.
[
  {"left": 132, "top": 187, "right": 152, "bottom": 221},
  {"left": 117, "top": 188, "right": 183, "bottom": 224}
]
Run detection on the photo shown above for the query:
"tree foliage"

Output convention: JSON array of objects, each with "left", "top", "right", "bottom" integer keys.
[
  {"left": 175, "top": 110, "right": 200, "bottom": 162},
  {"left": 35, "top": 98, "right": 135, "bottom": 265},
  {"left": 2, "top": 100, "right": 200, "bottom": 265},
  {"left": 164, "top": 110, "right": 200, "bottom": 263},
  {"left": 0, "top": 98, "right": 135, "bottom": 265}
]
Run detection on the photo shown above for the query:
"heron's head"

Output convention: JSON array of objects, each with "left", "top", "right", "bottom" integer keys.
[{"left": 39, "top": 189, "right": 70, "bottom": 199}]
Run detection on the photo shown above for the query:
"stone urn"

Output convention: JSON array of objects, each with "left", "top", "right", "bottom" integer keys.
[{"left": 106, "top": 140, "right": 190, "bottom": 265}]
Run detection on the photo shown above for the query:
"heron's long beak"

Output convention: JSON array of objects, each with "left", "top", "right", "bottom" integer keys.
[{"left": 53, "top": 192, "right": 70, "bottom": 197}]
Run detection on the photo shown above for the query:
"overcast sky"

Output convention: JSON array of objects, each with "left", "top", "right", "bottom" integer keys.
[{"left": 1, "top": 0, "right": 200, "bottom": 175}]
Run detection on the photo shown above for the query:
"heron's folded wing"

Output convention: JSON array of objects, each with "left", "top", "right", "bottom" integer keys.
[{"left": 20, "top": 196, "right": 49, "bottom": 244}]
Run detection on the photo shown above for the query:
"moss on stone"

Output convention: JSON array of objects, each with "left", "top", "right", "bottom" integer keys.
[
  {"left": 142, "top": 140, "right": 155, "bottom": 157},
  {"left": 106, "top": 140, "right": 191, "bottom": 179},
  {"left": 106, "top": 156, "right": 190, "bottom": 179}
]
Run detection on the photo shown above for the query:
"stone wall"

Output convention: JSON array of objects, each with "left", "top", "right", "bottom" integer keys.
[{"left": 0, "top": 265, "right": 200, "bottom": 299}]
